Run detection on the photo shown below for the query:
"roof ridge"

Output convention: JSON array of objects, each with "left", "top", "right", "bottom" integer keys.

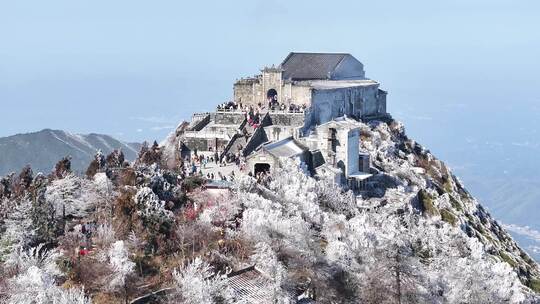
[
  {"left": 280, "top": 52, "right": 356, "bottom": 80},
  {"left": 331, "top": 54, "right": 349, "bottom": 78},
  {"left": 288, "top": 52, "right": 351, "bottom": 55}
]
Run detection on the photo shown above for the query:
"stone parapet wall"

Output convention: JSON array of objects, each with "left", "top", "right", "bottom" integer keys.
[
  {"left": 184, "top": 137, "right": 228, "bottom": 153},
  {"left": 268, "top": 112, "right": 305, "bottom": 127},
  {"left": 215, "top": 112, "right": 246, "bottom": 125},
  {"left": 189, "top": 114, "right": 211, "bottom": 131}
]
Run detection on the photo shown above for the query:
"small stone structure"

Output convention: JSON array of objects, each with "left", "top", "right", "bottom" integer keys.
[{"left": 246, "top": 137, "right": 311, "bottom": 175}]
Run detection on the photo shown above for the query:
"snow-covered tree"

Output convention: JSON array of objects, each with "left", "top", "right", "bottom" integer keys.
[
  {"left": 0, "top": 198, "right": 35, "bottom": 262},
  {"left": 170, "top": 257, "right": 232, "bottom": 304},
  {"left": 106, "top": 240, "right": 135, "bottom": 290},
  {"left": 45, "top": 174, "right": 104, "bottom": 218},
  {"left": 30, "top": 189, "right": 58, "bottom": 244},
  {"left": 7, "top": 265, "right": 91, "bottom": 304},
  {"left": 134, "top": 187, "right": 173, "bottom": 227},
  {"left": 250, "top": 242, "right": 289, "bottom": 303},
  {"left": 106, "top": 149, "right": 125, "bottom": 168},
  {"left": 86, "top": 150, "right": 106, "bottom": 178},
  {"left": 5, "top": 243, "right": 61, "bottom": 276},
  {"left": 93, "top": 172, "right": 112, "bottom": 196},
  {"left": 5, "top": 244, "right": 91, "bottom": 303},
  {"left": 101, "top": 240, "right": 135, "bottom": 303},
  {"left": 94, "top": 223, "right": 117, "bottom": 249},
  {"left": 53, "top": 156, "right": 72, "bottom": 179},
  {"left": 18, "top": 165, "right": 34, "bottom": 190}
]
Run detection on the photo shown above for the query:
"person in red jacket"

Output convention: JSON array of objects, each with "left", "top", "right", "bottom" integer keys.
[{"left": 79, "top": 246, "right": 89, "bottom": 256}]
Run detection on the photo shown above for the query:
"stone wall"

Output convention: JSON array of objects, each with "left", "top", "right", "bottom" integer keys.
[
  {"left": 262, "top": 69, "right": 283, "bottom": 103},
  {"left": 263, "top": 125, "right": 297, "bottom": 142},
  {"left": 183, "top": 137, "right": 228, "bottom": 153},
  {"left": 234, "top": 82, "right": 253, "bottom": 105},
  {"left": 190, "top": 114, "right": 211, "bottom": 131},
  {"left": 377, "top": 89, "right": 387, "bottom": 114},
  {"left": 360, "top": 85, "right": 382, "bottom": 116},
  {"left": 214, "top": 112, "right": 246, "bottom": 125},
  {"left": 184, "top": 138, "right": 208, "bottom": 152},
  {"left": 234, "top": 77, "right": 313, "bottom": 109},
  {"left": 268, "top": 112, "right": 305, "bottom": 127},
  {"left": 309, "top": 84, "right": 383, "bottom": 127},
  {"left": 286, "top": 83, "right": 312, "bottom": 106}
]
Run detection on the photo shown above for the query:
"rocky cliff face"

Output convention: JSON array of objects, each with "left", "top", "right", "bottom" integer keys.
[{"left": 358, "top": 119, "right": 540, "bottom": 292}]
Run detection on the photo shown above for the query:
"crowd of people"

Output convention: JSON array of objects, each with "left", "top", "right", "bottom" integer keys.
[
  {"left": 246, "top": 107, "right": 261, "bottom": 128},
  {"left": 217, "top": 101, "right": 240, "bottom": 111},
  {"left": 217, "top": 100, "right": 307, "bottom": 114},
  {"left": 179, "top": 148, "right": 245, "bottom": 183},
  {"left": 248, "top": 170, "right": 272, "bottom": 187},
  {"left": 262, "top": 100, "right": 307, "bottom": 113},
  {"left": 177, "top": 142, "right": 275, "bottom": 186}
]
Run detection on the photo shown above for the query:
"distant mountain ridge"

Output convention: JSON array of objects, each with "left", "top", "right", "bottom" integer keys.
[{"left": 0, "top": 129, "right": 141, "bottom": 176}]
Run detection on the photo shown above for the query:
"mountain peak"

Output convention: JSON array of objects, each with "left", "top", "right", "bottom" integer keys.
[{"left": 0, "top": 129, "right": 141, "bottom": 176}]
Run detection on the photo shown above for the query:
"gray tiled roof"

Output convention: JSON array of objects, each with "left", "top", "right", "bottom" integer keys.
[
  {"left": 281, "top": 52, "right": 349, "bottom": 80},
  {"left": 227, "top": 266, "right": 276, "bottom": 303},
  {"left": 263, "top": 137, "right": 308, "bottom": 158}
]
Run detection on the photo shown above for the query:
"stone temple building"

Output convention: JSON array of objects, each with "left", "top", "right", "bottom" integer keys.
[
  {"left": 234, "top": 52, "right": 387, "bottom": 127},
  {"left": 174, "top": 52, "right": 389, "bottom": 193}
]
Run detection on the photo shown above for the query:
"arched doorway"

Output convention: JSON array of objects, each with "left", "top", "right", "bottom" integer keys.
[
  {"left": 267, "top": 89, "right": 278, "bottom": 109},
  {"left": 267, "top": 88, "right": 278, "bottom": 100},
  {"left": 254, "top": 163, "right": 271, "bottom": 175},
  {"left": 337, "top": 160, "right": 346, "bottom": 175}
]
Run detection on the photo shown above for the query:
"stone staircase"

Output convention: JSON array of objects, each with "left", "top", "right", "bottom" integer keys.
[{"left": 242, "top": 113, "right": 272, "bottom": 157}]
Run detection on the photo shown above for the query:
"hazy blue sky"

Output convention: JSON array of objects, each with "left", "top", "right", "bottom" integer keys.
[{"left": 1, "top": 0, "right": 539, "bottom": 151}]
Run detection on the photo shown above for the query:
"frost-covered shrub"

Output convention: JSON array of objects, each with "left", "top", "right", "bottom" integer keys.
[
  {"left": 134, "top": 187, "right": 173, "bottom": 227},
  {"left": 30, "top": 190, "right": 59, "bottom": 245},
  {"left": 198, "top": 195, "right": 239, "bottom": 226},
  {"left": 94, "top": 223, "right": 117, "bottom": 249},
  {"left": 45, "top": 174, "right": 105, "bottom": 218},
  {"left": 250, "top": 242, "right": 289, "bottom": 303},
  {"left": 106, "top": 241, "right": 135, "bottom": 290},
  {"left": 8, "top": 265, "right": 91, "bottom": 304},
  {"left": 106, "top": 149, "right": 125, "bottom": 168},
  {"left": 4, "top": 244, "right": 91, "bottom": 303},
  {"left": 0, "top": 199, "right": 35, "bottom": 262},
  {"left": 93, "top": 172, "right": 111, "bottom": 195},
  {"left": 170, "top": 257, "right": 232, "bottom": 304},
  {"left": 5, "top": 244, "right": 62, "bottom": 277},
  {"left": 53, "top": 156, "right": 72, "bottom": 179},
  {"left": 238, "top": 191, "right": 311, "bottom": 251}
]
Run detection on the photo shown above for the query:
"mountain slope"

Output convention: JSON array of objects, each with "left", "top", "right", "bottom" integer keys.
[
  {"left": 1, "top": 118, "right": 539, "bottom": 303},
  {"left": 461, "top": 178, "right": 540, "bottom": 261},
  {"left": 355, "top": 120, "right": 540, "bottom": 294},
  {"left": 160, "top": 116, "right": 540, "bottom": 300},
  {"left": 0, "top": 129, "right": 141, "bottom": 176}
]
